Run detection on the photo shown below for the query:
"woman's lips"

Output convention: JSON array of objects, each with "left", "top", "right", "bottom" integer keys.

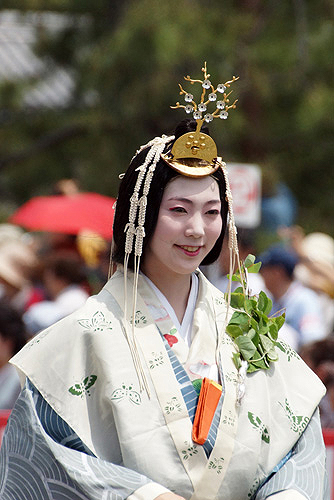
[{"left": 177, "top": 245, "right": 201, "bottom": 256}]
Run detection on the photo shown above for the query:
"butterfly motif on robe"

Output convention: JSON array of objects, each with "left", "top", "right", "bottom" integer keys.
[
  {"left": 248, "top": 411, "right": 270, "bottom": 443},
  {"left": 278, "top": 398, "right": 309, "bottom": 434},
  {"left": 111, "top": 384, "right": 142, "bottom": 405},
  {"left": 68, "top": 375, "right": 97, "bottom": 398},
  {"left": 78, "top": 311, "right": 113, "bottom": 333}
]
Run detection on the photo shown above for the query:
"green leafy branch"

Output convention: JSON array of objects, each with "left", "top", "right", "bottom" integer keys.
[{"left": 225, "top": 254, "right": 285, "bottom": 374}]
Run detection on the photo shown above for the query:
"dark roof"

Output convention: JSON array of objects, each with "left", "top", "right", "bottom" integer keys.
[{"left": 0, "top": 10, "right": 76, "bottom": 108}]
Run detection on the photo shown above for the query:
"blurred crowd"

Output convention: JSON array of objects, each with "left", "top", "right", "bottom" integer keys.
[
  {"left": 0, "top": 183, "right": 333, "bottom": 430},
  {"left": 0, "top": 222, "right": 111, "bottom": 411}
]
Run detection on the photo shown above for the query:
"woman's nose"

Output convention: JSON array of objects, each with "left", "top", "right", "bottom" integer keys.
[{"left": 185, "top": 214, "right": 205, "bottom": 238}]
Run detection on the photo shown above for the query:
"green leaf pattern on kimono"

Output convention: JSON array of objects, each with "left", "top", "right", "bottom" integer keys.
[
  {"left": 248, "top": 411, "right": 270, "bottom": 443},
  {"left": 215, "top": 296, "right": 225, "bottom": 306},
  {"left": 278, "top": 398, "right": 309, "bottom": 434},
  {"left": 110, "top": 384, "right": 141, "bottom": 405},
  {"left": 276, "top": 340, "right": 301, "bottom": 362},
  {"left": 68, "top": 375, "right": 97, "bottom": 398},
  {"left": 130, "top": 310, "right": 147, "bottom": 326},
  {"left": 224, "top": 371, "right": 239, "bottom": 386},
  {"left": 78, "top": 311, "right": 113, "bottom": 333},
  {"left": 222, "top": 410, "right": 236, "bottom": 427},
  {"left": 25, "top": 330, "right": 50, "bottom": 349},
  {"left": 208, "top": 457, "right": 225, "bottom": 474},
  {"left": 148, "top": 351, "right": 165, "bottom": 369},
  {"left": 181, "top": 441, "right": 199, "bottom": 460},
  {"left": 164, "top": 396, "right": 182, "bottom": 414}
]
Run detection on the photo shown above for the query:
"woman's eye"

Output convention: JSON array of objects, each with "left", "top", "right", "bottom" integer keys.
[
  {"left": 170, "top": 206, "right": 187, "bottom": 213},
  {"left": 206, "top": 209, "right": 220, "bottom": 215}
]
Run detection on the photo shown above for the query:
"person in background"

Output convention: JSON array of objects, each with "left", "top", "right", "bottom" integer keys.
[
  {"left": 0, "top": 237, "right": 44, "bottom": 315},
  {"left": 0, "top": 299, "right": 27, "bottom": 409},
  {"left": 300, "top": 338, "right": 334, "bottom": 428},
  {"left": 259, "top": 244, "right": 326, "bottom": 351},
  {"left": 279, "top": 226, "right": 334, "bottom": 336},
  {"left": 23, "top": 250, "right": 89, "bottom": 336}
]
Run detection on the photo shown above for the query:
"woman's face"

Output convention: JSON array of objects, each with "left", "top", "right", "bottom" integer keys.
[{"left": 143, "top": 175, "right": 222, "bottom": 279}]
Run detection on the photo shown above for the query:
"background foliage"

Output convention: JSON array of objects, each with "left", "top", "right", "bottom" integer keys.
[{"left": 0, "top": 0, "right": 333, "bottom": 235}]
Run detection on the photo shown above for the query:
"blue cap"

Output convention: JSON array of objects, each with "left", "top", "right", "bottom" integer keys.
[{"left": 259, "top": 244, "right": 298, "bottom": 277}]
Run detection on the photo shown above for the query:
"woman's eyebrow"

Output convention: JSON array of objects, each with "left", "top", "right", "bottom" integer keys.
[{"left": 167, "top": 197, "right": 221, "bottom": 205}]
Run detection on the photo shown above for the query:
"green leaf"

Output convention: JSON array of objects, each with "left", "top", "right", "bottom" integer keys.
[
  {"left": 267, "top": 347, "right": 279, "bottom": 361},
  {"left": 251, "top": 358, "right": 269, "bottom": 370},
  {"left": 244, "top": 254, "right": 256, "bottom": 268},
  {"left": 230, "top": 292, "right": 245, "bottom": 309},
  {"left": 273, "top": 313, "right": 285, "bottom": 331},
  {"left": 232, "top": 352, "right": 242, "bottom": 370},
  {"left": 245, "top": 298, "right": 256, "bottom": 313},
  {"left": 250, "top": 317, "right": 259, "bottom": 331},
  {"left": 258, "top": 321, "right": 269, "bottom": 336},
  {"left": 247, "top": 328, "right": 257, "bottom": 340},
  {"left": 264, "top": 297, "right": 273, "bottom": 316},
  {"left": 269, "top": 323, "right": 278, "bottom": 341},
  {"left": 260, "top": 334, "right": 274, "bottom": 353},
  {"left": 235, "top": 336, "right": 257, "bottom": 361},
  {"left": 257, "top": 291, "right": 272, "bottom": 316},
  {"left": 247, "top": 262, "right": 262, "bottom": 273},
  {"left": 258, "top": 291, "right": 268, "bottom": 312},
  {"left": 229, "top": 310, "right": 249, "bottom": 325},
  {"left": 226, "top": 324, "right": 244, "bottom": 338},
  {"left": 247, "top": 363, "right": 260, "bottom": 373}
]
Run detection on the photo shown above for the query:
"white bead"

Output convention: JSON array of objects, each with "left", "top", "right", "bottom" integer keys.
[
  {"left": 208, "top": 92, "right": 217, "bottom": 101},
  {"left": 198, "top": 103, "right": 207, "bottom": 112},
  {"left": 217, "top": 83, "right": 226, "bottom": 93},
  {"left": 204, "top": 113, "right": 213, "bottom": 123},
  {"left": 193, "top": 110, "right": 202, "bottom": 120},
  {"left": 202, "top": 79, "right": 211, "bottom": 89},
  {"left": 216, "top": 100, "right": 225, "bottom": 109},
  {"left": 185, "top": 105, "right": 194, "bottom": 114},
  {"left": 184, "top": 93, "right": 193, "bottom": 102},
  {"left": 219, "top": 110, "right": 228, "bottom": 119}
]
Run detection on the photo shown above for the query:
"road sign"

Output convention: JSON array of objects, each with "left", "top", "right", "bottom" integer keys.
[{"left": 227, "top": 163, "right": 262, "bottom": 228}]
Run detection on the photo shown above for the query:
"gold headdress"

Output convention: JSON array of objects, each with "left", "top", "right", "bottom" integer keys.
[
  {"left": 162, "top": 62, "right": 238, "bottom": 177},
  {"left": 120, "top": 63, "right": 245, "bottom": 400}
]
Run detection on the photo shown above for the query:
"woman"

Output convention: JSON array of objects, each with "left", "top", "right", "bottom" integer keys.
[{"left": 0, "top": 67, "right": 327, "bottom": 500}]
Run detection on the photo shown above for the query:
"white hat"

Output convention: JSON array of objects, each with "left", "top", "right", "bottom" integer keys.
[
  {"left": 0, "top": 240, "right": 37, "bottom": 289},
  {"left": 294, "top": 232, "right": 334, "bottom": 296}
]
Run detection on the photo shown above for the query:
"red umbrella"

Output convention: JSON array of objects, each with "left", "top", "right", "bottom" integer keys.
[{"left": 10, "top": 192, "right": 116, "bottom": 239}]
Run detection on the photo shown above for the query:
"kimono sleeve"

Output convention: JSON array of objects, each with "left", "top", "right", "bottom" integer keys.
[
  {"left": 255, "top": 409, "right": 329, "bottom": 500},
  {"left": 0, "top": 380, "right": 170, "bottom": 500}
]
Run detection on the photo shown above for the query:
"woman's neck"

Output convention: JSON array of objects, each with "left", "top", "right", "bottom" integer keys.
[{"left": 142, "top": 268, "right": 192, "bottom": 324}]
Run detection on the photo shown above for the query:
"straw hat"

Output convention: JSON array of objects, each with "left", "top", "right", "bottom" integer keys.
[
  {"left": 294, "top": 232, "right": 334, "bottom": 296},
  {"left": 0, "top": 240, "right": 37, "bottom": 289},
  {"left": 0, "top": 223, "right": 24, "bottom": 245}
]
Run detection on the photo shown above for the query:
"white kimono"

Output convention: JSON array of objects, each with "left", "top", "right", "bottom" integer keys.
[{"left": 0, "top": 269, "right": 328, "bottom": 499}]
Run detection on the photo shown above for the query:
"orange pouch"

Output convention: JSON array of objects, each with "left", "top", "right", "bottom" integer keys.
[{"left": 192, "top": 377, "right": 222, "bottom": 445}]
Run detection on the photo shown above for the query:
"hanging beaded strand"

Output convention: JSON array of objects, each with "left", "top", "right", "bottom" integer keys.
[
  {"left": 215, "top": 159, "right": 249, "bottom": 405},
  {"left": 122, "top": 135, "right": 174, "bottom": 396}
]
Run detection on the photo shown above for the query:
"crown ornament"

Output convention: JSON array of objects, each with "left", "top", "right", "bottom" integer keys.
[{"left": 161, "top": 62, "right": 239, "bottom": 177}]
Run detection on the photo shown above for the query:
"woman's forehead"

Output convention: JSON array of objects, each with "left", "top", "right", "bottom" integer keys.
[{"left": 163, "top": 175, "right": 220, "bottom": 198}]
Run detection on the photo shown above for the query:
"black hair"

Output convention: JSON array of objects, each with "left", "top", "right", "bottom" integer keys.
[
  {"left": 0, "top": 299, "right": 27, "bottom": 354},
  {"left": 112, "top": 119, "right": 228, "bottom": 269}
]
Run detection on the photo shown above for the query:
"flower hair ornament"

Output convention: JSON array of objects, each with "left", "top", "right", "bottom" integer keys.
[{"left": 120, "top": 63, "right": 249, "bottom": 400}]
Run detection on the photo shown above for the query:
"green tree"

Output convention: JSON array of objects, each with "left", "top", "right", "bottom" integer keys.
[{"left": 0, "top": 0, "right": 333, "bottom": 234}]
